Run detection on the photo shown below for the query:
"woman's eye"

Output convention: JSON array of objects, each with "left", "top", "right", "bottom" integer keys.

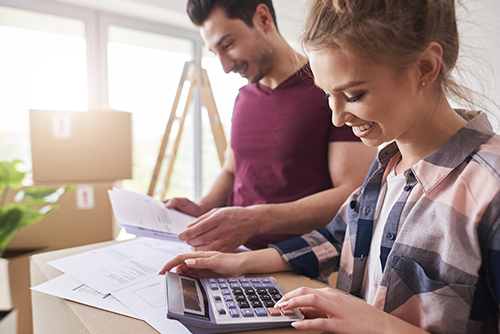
[
  {"left": 322, "top": 93, "right": 331, "bottom": 99},
  {"left": 346, "top": 92, "right": 365, "bottom": 103},
  {"left": 223, "top": 42, "right": 233, "bottom": 49}
]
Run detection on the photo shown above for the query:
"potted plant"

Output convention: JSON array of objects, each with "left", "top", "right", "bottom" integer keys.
[{"left": 0, "top": 159, "right": 73, "bottom": 257}]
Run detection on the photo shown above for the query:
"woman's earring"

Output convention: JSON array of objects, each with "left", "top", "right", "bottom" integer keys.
[{"left": 420, "top": 81, "right": 426, "bottom": 87}]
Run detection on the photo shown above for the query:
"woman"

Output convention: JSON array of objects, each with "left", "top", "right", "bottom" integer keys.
[{"left": 160, "top": 0, "right": 500, "bottom": 332}]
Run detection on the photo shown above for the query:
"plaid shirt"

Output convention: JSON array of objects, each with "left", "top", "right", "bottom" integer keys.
[{"left": 271, "top": 111, "right": 500, "bottom": 333}]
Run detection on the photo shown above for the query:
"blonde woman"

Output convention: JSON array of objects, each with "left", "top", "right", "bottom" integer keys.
[{"left": 161, "top": 0, "right": 500, "bottom": 332}]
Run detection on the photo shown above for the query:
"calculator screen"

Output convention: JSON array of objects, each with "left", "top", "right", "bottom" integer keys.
[
  {"left": 179, "top": 276, "right": 210, "bottom": 320},
  {"left": 181, "top": 278, "right": 202, "bottom": 312}
]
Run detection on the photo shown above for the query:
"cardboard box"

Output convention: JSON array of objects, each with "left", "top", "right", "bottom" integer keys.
[
  {"left": 30, "top": 109, "right": 132, "bottom": 182},
  {"left": 1, "top": 249, "right": 44, "bottom": 334},
  {"left": 6, "top": 182, "right": 120, "bottom": 250},
  {"left": 0, "top": 309, "right": 18, "bottom": 334}
]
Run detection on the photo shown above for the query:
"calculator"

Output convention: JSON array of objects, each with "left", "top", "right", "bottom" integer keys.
[{"left": 165, "top": 272, "right": 304, "bottom": 334}]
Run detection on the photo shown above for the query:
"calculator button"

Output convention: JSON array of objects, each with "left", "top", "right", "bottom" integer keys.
[
  {"left": 259, "top": 294, "right": 271, "bottom": 300},
  {"left": 256, "top": 289, "right": 267, "bottom": 295},
  {"left": 245, "top": 288, "right": 255, "bottom": 295},
  {"left": 209, "top": 284, "right": 219, "bottom": 290},
  {"left": 247, "top": 294, "right": 259, "bottom": 301},
  {"left": 226, "top": 301, "right": 236, "bottom": 309},
  {"left": 268, "top": 288, "right": 279, "bottom": 295},
  {"left": 230, "top": 283, "right": 240, "bottom": 289},
  {"left": 218, "top": 278, "right": 226, "bottom": 284},
  {"left": 241, "top": 283, "right": 252, "bottom": 289},
  {"left": 250, "top": 278, "right": 261, "bottom": 283},
  {"left": 241, "top": 309, "right": 254, "bottom": 317},
  {"left": 214, "top": 296, "right": 222, "bottom": 303},
  {"left": 254, "top": 308, "right": 268, "bottom": 317},
  {"left": 268, "top": 308, "right": 281, "bottom": 316},
  {"left": 253, "top": 283, "right": 274, "bottom": 289},
  {"left": 208, "top": 278, "right": 217, "bottom": 284},
  {"left": 261, "top": 278, "right": 271, "bottom": 283},
  {"left": 271, "top": 294, "right": 282, "bottom": 301},
  {"left": 251, "top": 301, "right": 263, "bottom": 308},
  {"left": 218, "top": 309, "right": 226, "bottom": 315},
  {"left": 232, "top": 288, "right": 244, "bottom": 295},
  {"left": 219, "top": 283, "right": 228, "bottom": 289},
  {"left": 227, "top": 278, "right": 238, "bottom": 283},
  {"left": 224, "top": 295, "right": 233, "bottom": 302},
  {"left": 282, "top": 309, "right": 295, "bottom": 316},
  {"left": 238, "top": 301, "right": 250, "bottom": 308},
  {"left": 263, "top": 300, "right": 275, "bottom": 308},
  {"left": 235, "top": 295, "right": 246, "bottom": 302},
  {"left": 221, "top": 289, "right": 231, "bottom": 295},
  {"left": 239, "top": 278, "right": 249, "bottom": 283},
  {"left": 229, "top": 309, "right": 239, "bottom": 318}
]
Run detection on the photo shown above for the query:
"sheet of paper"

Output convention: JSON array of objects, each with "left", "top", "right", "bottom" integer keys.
[
  {"left": 108, "top": 188, "right": 195, "bottom": 237},
  {"left": 112, "top": 275, "right": 190, "bottom": 334},
  {"left": 31, "top": 274, "right": 139, "bottom": 319},
  {"left": 48, "top": 238, "right": 192, "bottom": 294}
]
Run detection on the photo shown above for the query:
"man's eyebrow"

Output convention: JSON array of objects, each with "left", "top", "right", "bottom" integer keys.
[{"left": 215, "top": 34, "right": 231, "bottom": 48}]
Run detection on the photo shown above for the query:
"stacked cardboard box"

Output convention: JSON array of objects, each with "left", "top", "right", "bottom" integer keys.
[{"left": 0, "top": 109, "right": 133, "bottom": 334}]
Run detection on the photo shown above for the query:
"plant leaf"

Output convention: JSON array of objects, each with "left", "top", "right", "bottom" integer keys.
[{"left": 0, "top": 160, "right": 26, "bottom": 194}]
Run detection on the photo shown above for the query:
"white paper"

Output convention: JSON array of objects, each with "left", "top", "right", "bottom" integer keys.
[
  {"left": 108, "top": 188, "right": 195, "bottom": 239},
  {"left": 112, "top": 275, "right": 190, "bottom": 334},
  {"left": 76, "top": 185, "right": 95, "bottom": 210},
  {"left": 31, "top": 274, "right": 139, "bottom": 319},
  {"left": 48, "top": 238, "right": 192, "bottom": 295},
  {"left": 52, "top": 112, "right": 71, "bottom": 138}
]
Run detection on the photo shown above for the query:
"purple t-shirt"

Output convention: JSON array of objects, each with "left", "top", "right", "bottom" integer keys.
[{"left": 228, "top": 65, "right": 359, "bottom": 250}]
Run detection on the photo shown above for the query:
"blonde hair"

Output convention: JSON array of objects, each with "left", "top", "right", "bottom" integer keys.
[{"left": 302, "top": 0, "right": 464, "bottom": 100}]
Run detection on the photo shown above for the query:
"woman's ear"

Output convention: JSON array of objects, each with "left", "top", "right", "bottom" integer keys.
[{"left": 418, "top": 42, "right": 443, "bottom": 88}]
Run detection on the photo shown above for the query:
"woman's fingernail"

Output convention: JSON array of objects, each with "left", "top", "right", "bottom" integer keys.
[
  {"left": 185, "top": 259, "right": 196, "bottom": 265},
  {"left": 291, "top": 321, "right": 303, "bottom": 328},
  {"left": 178, "top": 234, "right": 186, "bottom": 241},
  {"left": 275, "top": 301, "right": 288, "bottom": 308}
]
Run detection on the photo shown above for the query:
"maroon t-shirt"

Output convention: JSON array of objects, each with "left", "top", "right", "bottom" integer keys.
[{"left": 228, "top": 65, "right": 359, "bottom": 250}]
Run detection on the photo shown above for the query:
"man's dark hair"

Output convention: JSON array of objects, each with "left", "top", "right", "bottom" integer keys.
[{"left": 187, "top": 0, "right": 278, "bottom": 30}]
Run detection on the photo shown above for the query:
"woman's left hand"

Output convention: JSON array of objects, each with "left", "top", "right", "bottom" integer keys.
[{"left": 274, "top": 287, "right": 428, "bottom": 334}]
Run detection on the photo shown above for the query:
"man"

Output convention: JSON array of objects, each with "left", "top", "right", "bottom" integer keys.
[{"left": 165, "top": 0, "right": 376, "bottom": 251}]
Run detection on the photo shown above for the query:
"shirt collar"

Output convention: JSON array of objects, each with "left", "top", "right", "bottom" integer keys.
[{"left": 377, "top": 111, "right": 495, "bottom": 193}]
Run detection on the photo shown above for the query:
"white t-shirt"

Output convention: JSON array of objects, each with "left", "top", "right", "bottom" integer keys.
[{"left": 361, "top": 164, "right": 406, "bottom": 305}]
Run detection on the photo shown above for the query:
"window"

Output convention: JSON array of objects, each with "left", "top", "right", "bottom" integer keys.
[
  {"left": 0, "top": 5, "right": 87, "bottom": 170},
  {"left": 107, "top": 24, "right": 193, "bottom": 197}
]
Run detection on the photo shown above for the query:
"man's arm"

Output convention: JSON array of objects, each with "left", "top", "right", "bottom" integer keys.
[
  {"left": 179, "top": 141, "right": 376, "bottom": 251},
  {"left": 164, "top": 147, "right": 235, "bottom": 217}
]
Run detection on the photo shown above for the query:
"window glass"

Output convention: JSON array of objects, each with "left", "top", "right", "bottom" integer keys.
[
  {"left": 0, "top": 5, "right": 87, "bottom": 169},
  {"left": 201, "top": 49, "right": 246, "bottom": 194},
  {"left": 107, "top": 25, "right": 192, "bottom": 197}
]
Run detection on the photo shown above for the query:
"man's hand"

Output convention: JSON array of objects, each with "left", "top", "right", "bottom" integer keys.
[
  {"left": 163, "top": 197, "right": 204, "bottom": 217},
  {"left": 178, "top": 206, "right": 259, "bottom": 252}
]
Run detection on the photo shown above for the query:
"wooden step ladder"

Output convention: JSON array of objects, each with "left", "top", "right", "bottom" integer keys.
[{"left": 148, "top": 60, "right": 227, "bottom": 199}]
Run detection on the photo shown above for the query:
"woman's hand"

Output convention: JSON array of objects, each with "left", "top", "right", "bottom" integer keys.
[
  {"left": 158, "top": 251, "right": 244, "bottom": 278},
  {"left": 159, "top": 248, "right": 291, "bottom": 278},
  {"left": 275, "top": 287, "right": 429, "bottom": 334}
]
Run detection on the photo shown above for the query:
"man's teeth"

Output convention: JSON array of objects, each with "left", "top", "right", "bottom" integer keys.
[{"left": 354, "top": 123, "right": 374, "bottom": 132}]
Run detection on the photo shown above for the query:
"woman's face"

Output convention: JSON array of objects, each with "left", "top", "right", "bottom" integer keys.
[{"left": 309, "top": 48, "right": 421, "bottom": 148}]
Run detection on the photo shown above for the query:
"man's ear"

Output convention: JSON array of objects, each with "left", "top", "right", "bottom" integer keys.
[
  {"left": 253, "top": 3, "right": 274, "bottom": 32},
  {"left": 418, "top": 42, "right": 443, "bottom": 88}
]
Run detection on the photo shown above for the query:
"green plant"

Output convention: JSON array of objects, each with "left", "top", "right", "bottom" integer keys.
[{"left": 0, "top": 159, "right": 73, "bottom": 257}]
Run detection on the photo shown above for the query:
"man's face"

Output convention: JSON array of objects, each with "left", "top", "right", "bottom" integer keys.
[{"left": 201, "top": 7, "right": 274, "bottom": 84}]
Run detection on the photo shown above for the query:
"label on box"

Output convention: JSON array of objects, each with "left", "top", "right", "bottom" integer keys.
[
  {"left": 76, "top": 185, "right": 95, "bottom": 210},
  {"left": 52, "top": 112, "right": 72, "bottom": 138}
]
